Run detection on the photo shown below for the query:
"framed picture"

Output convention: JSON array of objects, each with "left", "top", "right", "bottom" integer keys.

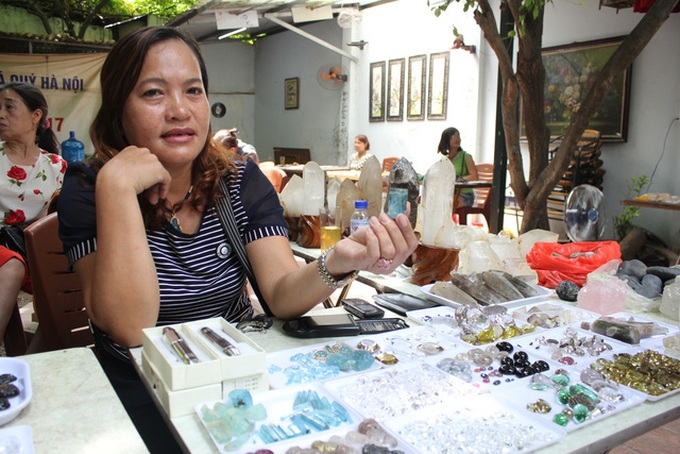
[
  {"left": 427, "top": 52, "right": 449, "bottom": 120},
  {"left": 523, "top": 36, "right": 632, "bottom": 142},
  {"left": 369, "top": 61, "right": 386, "bottom": 122},
  {"left": 285, "top": 77, "right": 299, "bottom": 110},
  {"left": 407, "top": 55, "right": 426, "bottom": 121},
  {"left": 386, "top": 58, "right": 405, "bottom": 121}
]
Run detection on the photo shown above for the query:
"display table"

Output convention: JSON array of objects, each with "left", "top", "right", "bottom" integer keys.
[
  {"left": 620, "top": 199, "right": 680, "bottom": 212},
  {"left": 132, "top": 301, "right": 680, "bottom": 454},
  {"left": 6, "top": 348, "right": 147, "bottom": 453}
]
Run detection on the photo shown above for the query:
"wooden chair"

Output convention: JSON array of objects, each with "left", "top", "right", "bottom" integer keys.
[
  {"left": 23, "top": 212, "right": 94, "bottom": 353},
  {"left": 456, "top": 163, "right": 494, "bottom": 227},
  {"left": 381, "top": 157, "right": 399, "bottom": 173}
]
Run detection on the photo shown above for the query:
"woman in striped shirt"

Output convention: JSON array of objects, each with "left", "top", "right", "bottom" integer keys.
[{"left": 58, "top": 27, "right": 417, "bottom": 453}]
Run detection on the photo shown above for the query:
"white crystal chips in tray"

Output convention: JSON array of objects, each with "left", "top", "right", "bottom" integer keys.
[
  {"left": 385, "top": 394, "right": 566, "bottom": 453},
  {"left": 322, "top": 362, "right": 478, "bottom": 420}
]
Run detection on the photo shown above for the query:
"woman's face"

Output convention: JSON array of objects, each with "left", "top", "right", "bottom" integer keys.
[
  {"left": 354, "top": 138, "right": 367, "bottom": 154},
  {"left": 0, "top": 89, "right": 41, "bottom": 142},
  {"left": 121, "top": 39, "right": 209, "bottom": 169},
  {"left": 448, "top": 131, "right": 461, "bottom": 154}
]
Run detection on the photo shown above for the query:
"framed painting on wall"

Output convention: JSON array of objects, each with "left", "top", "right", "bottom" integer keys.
[
  {"left": 522, "top": 36, "right": 632, "bottom": 142},
  {"left": 285, "top": 77, "right": 299, "bottom": 110},
  {"left": 427, "top": 52, "right": 449, "bottom": 120},
  {"left": 369, "top": 61, "right": 386, "bottom": 122},
  {"left": 407, "top": 55, "right": 426, "bottom": 121},
  {"left": 387, "top": 58, "right": 405, "bottom": 121}
]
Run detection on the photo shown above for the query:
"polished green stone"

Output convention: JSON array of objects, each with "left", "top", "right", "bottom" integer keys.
[
  {"left": 551, "top": 374, "right": 570, "bottom": 387},
  {"left": 557, "top": 389, "right": 571, "bottom": 405},
  {"left": 572, "top": 403, "right": 589, "bottom": 423},
  {"left": 570, "top": 384, "right": 598, "bottom": 402},
  {"left": 553, "top": 413, "right": 569, "bottom": 426}
]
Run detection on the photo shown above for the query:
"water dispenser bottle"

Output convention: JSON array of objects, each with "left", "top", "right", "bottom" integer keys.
[{"left": 61, "top": 131, "right": 85, "bottom": 164}]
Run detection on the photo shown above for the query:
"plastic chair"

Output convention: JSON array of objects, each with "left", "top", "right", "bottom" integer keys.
[
  {"left": 381, "top": 157, "right": 399, "bottom": 173},
  {"left": 456, "top": 163, "right": 494, "bottom": 227},
  {"left": 23, "top": 212, "right": 93, "bottom": 352},
  {"left": 2, "top": 303, "right": 28, "bottom": 356}
]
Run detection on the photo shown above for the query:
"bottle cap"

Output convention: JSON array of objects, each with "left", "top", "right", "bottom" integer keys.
[{"left": 355, "top": 200, "right": 368, "bottom": 209}]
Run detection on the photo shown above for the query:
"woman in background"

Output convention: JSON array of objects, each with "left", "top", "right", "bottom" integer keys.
[
  {"left": 437, "top": 127, "right": 479, "bottom": 208},
  {"left": 0, "top": 82, "right": 66, "bottom": 343},
  {"left": 349, "top": 134, "right": 373, "bottom": 170}
]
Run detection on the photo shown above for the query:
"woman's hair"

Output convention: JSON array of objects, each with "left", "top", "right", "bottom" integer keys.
[
  {"left": 355, "top": 134, "right": 370, "bottom": 151},
  {"left": 89, "top": 26, "right": 235, "bottom": 229},
  {"left": 0, "top": 82, "right": 59, "bottom": 154},
  {"left": 437, "top": 127, "right": 460, "bottom": 156}
]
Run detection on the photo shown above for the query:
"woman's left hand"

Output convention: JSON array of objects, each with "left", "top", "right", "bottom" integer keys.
[{"left": 331, "top": 212, "right": 419, "bottom": 275}]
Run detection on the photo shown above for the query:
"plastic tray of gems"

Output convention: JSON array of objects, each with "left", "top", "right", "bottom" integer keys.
[
  {"left": 321, "top": 362, "right": 478, "bottom": 421},
  {"left": 420, "top": 281, "right": 552, "bottom": 309},
  {"left": 383, "top": 394, "right": 566, "bottom": 453},
  {"left": 512, "top": 326, "right": 633, "bottom": 370},
  {"left": 406, "top": 304, "right": 545, "bottom": 347},
  {"left": 421, "top": 340, "right": 563, "bottom": 392},
  {"left": 195, "top": 384, "right": 362, "bottom": 453},
  {"left": 265, "top": 339, "right": 382, "bottom": 389},
  {"left": 584, "top": 349, "right": 680, "bottom": 402},
  {"left": 494, "top": 369, "right": 647, "bottom": 433},
  {"left": 511, "top": 300, "right": 601, "bottom": 329}
]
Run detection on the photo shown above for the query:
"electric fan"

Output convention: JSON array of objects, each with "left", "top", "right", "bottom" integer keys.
[
  {"left": 564, "top": 184, "right": 608, "bottom": 242},
  {"left": 317, "top": 64, "right": 348, "bottom": 90}
]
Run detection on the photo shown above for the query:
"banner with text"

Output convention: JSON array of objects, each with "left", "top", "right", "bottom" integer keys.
[{"left": 1, "top": 52, "right": 107, "bottom": 156}]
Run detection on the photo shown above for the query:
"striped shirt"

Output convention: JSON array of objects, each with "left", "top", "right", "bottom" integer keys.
[{"left": 58, "top": 159, "right": 287, "bottom": 361}]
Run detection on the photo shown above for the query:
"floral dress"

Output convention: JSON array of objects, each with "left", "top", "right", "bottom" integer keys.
[{"left": 0, "top": 143, "right": 67, "bottom": 228}]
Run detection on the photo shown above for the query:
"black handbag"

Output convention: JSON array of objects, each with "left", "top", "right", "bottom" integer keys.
[{"left": 0, "top": 225, "right": 27, "bottom": 261}]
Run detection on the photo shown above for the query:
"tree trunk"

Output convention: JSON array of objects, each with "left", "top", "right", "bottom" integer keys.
[
  {"left": 468, "top": 0, "right": 678, "bottom": 234},
  {"left": 24, "top": 0, "right": 53, "bottom": 34},
  {"left": 79, "top": 0, "right": 111, "bottom": 40}
]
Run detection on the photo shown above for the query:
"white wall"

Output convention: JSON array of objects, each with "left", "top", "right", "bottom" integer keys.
[
  {"left": 254, "top": 21, "right": 344, "bottom": 163},
  {"left": 348, "top": 0, "right": 483, "bottom": 175},
  {"left": 202, "top": 41, "right": 256, "bottom": 145}
]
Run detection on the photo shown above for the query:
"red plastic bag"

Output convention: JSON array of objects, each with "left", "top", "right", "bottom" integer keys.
[{"left": 526, "top": 241, "right": 621, "bottom": 288}]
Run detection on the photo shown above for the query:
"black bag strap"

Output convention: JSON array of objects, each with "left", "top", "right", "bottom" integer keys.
[{"left": 215, "top": 177, "right": 273, "bottom": 316}]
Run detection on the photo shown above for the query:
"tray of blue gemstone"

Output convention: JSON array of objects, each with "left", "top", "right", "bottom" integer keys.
[
  {"left": 493, "top": 367, "right": 647, "bottom": 432},
  {"left": 265, "top": 339, "right": 382, "bottom": 389},
  {"left": 195, "top": 384, "right": 362, "bottom": 453}
]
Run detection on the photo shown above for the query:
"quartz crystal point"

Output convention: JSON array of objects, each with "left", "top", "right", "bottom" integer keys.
[
  {"left": 336, "top": 179, "right": 359, "bottom": 235},
  {"left": 326, "top": 178, "right": 341, "bottom": 213},
  {"left": 384, "top": 157, "right": 420, "bottom": 227},
  {"left": 357, "top": 156, "right": 383, "bottom": 217},
  {"left": 279, "top": 174, "right": 304, "bottom": 217},
  {"left": 420, "top": 158, "right": 456, "bottom": 246},
  {"left": 302, "top": 161, "right": 325, "bottom": 215}
]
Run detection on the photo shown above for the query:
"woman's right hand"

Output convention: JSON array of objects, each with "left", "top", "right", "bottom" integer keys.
[{"left": 98, "top": 146, "right": 172, "bottom": 205}]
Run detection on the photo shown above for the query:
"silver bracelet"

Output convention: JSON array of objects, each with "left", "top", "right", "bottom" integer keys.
[{"left": 317, "top": 246, "right": 359, "bottom": 289}]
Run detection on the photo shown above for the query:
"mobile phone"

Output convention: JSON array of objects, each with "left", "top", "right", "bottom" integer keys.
[
  {"left": 356, "top": 318, "right": 409, "bottom": 334},
  {"left": 341, "top": 298, "right": 385, "bottom": 319},
  {"left": 282, "top": 313, "right": 361, "bottom": 338}
]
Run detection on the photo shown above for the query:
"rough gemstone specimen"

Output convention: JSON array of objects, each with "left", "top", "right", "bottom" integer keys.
[
  {"left": 384, "top": 157, "right": 420, "bottom": 227},
  {"left": 556, "top": 280, "right": 580, "bottom": 302},
  {"left": 357, "top": 156, "right": 383, "bottom": 218},
  {"left": 302, "top": 161, "right": 325, "bottom": 216}
]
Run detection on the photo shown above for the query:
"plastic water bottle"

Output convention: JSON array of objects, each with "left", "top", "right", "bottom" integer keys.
[
  {"left": 61, "top": 131, "right": 84, "bottom": 164},
  {"left": 350, "top": 200, "right": 370, "bottom": 233}
]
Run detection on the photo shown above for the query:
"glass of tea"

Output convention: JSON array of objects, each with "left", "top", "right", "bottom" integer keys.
[{"left": 319, "top": 207, "right": 341, "bottom": 251}]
